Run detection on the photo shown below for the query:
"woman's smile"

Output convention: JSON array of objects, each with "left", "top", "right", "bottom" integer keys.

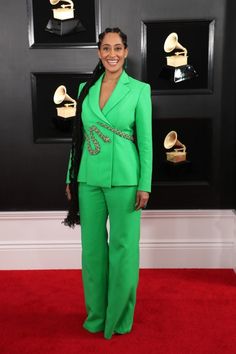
[{"left": 107, "top": 58, "right": 119, "bottom": 66}]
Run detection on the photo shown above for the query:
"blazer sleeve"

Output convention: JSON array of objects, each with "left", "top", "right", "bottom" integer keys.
[
  {"left": 135, "top": 83, "right": 153, "bottom": 192},
  {"left": 65, "top": 82, "right": 86, "bottom": 184}
]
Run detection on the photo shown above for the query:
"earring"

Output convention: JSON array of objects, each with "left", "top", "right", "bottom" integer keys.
[
  {"left": 99, "top": 60, "right": 103, "bottom": 70},
  {"left": 124, "top": 58, "right": 128, "bottom": 70}
]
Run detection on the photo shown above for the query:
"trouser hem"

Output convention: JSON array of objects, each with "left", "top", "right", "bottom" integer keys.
[
  {"left": 104, "top": 328, "right": 132, "bottom": 339},
  {"left": 83, "top": 322, "right": 104, "bottom": 333}
]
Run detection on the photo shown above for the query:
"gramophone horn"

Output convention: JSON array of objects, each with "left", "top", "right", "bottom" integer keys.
[
  {"left": 53, "top": 85, "right": 67, "bottom": 104},
  {"left": 53, "top": 85, "right": 76, "bottom": 105},
  {"left": 50, "top": 0, "right": 60, "bottom": 5},
  {"left": 164, "top": 131, "right": 177, "bottom": 149},
  {"left": 164, "top": 32, "right": 187, "bottom": 55},
  {"left": 164, "top": 130, "right": 186, "bottom": 151}
]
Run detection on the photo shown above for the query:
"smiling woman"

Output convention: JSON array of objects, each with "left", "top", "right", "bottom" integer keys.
[
  {"left": 98, "top": 32, "right": 128, "bottom": 109},
  {"left": 64, "top": 27, "right": 153, "bottom": 340}
]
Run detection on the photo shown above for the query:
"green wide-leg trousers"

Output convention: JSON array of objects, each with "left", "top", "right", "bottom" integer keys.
[{"left": 78, "top": 182, "right": 141, "bottom": 340}]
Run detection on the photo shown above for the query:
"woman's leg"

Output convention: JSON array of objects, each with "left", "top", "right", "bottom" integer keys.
[
  {"left": 79, "top": 183, "right": 109, "bottom": 332},
  {"left": 103, "top": 186, "right": 141, "bottom": 339}
]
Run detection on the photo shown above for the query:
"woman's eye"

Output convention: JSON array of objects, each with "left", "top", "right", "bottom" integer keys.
[
  {"left": 115, "top": 47, "right": 122, "bottom": 51},
  {"left": 103, "top": 47, "right": 110, "bottom": 51}
]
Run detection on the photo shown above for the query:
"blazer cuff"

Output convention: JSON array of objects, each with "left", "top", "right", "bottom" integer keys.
[{"left": 137, "top": 182, "right": 151, "bottom": 193}]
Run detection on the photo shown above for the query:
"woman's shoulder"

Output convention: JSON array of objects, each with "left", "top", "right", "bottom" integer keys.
[{"left": 127, "top": 73, "right": 150, "bottom": 90}]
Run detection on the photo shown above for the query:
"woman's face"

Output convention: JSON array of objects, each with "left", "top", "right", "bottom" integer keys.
[{"left": 98, "top": 32, "right": 128, "bottom": 75}]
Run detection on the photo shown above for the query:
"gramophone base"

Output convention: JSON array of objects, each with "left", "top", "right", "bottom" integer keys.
[
  {"left": 45, "top": 18, "right": 86, "bottom": 36},
  {"left": 56, "top": 106, "right": 76, "bottom": 118},
  {"left": 159, "top": 65, "right": 198, "bottom": 83},
  {"left": 166, "top": 151, "right": 186, "bottom": 163}
]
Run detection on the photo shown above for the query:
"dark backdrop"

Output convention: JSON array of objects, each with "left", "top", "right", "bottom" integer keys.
[{"left": 0, "top": 0, "right": 235, "bottom": 211}]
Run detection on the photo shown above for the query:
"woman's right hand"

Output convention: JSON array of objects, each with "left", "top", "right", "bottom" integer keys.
[{"left": 65, "top": 184, "right": 71, "bottom": 201}]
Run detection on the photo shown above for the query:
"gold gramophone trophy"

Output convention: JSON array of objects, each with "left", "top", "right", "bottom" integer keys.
[
  {"left": 164, "top": 131, "right": 187, "bottom": 163},
  {"left": 159, "top": 32, "right": 198, "bottom": 83},
  {"left": 53, "top": 85, "right": 76, "bottom": 118},
  {"left": 45, "top": 0, "right": 85, "bottom": 36}
]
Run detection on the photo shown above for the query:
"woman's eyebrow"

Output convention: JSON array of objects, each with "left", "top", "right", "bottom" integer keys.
[{"left": 101, "top": 43, "right": 123, "bottom": 46}]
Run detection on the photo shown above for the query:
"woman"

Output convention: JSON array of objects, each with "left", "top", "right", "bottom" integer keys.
[{"left": 65, "top": 27, "right": 152, "bottom": 339}]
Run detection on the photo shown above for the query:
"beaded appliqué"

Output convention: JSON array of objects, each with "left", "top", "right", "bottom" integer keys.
[
  {"left": 97, "top": 122, "right": 134, "bottom": 142},
  {"left": 85, "top": 122, "right": 134, "bottom": 155},
  {"left": 85, "top": 125, "right": 110, "bottom": 155}
]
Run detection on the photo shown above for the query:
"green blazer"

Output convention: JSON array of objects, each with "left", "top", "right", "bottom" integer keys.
[{"left": 66, "top": 70, "right": 152, "bottom": 192}]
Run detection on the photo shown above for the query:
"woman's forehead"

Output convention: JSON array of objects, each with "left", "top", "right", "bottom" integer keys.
[{"left": 101, "top": 32, "right": 123, "bottom": 44}]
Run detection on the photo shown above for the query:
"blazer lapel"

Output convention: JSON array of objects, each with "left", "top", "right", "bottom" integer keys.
[
  {"left": 88, "top": 72, "right": 111, "bottom": 125},
  {"left": 87, "top": 70, "right": 130, "bottom": 125},
  {"left": 102, "top": 70, "right": 130, "bottom": 117}
]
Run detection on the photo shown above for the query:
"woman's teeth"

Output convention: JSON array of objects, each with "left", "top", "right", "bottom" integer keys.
[{"left": 107, "top": 59, "right": 119, "bottom": 66}]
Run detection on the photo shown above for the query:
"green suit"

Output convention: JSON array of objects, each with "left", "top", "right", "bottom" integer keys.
[
  {"left": 66, "top": 70, "right": 152, "bottom": 191},
  {"left": 66, "top": 70, "right": 152, "bottom": 339}
]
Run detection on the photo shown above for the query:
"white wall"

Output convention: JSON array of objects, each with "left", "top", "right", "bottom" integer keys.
[{"left": 0, "top": 210, "right": 235, "bottom": 269}]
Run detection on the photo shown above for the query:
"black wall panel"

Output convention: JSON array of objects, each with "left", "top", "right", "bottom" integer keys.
[{"left": 0, "top": 0, "right": 235, "bottom": 211}]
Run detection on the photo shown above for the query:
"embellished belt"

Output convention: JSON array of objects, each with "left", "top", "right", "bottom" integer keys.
[{"left": 85, "top": 122, "right": 134, "bottom": 155}]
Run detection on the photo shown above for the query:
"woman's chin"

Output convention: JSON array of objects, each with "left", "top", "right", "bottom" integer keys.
[{"left": 104, "top": 65, "right": 123, "bottom": 74}]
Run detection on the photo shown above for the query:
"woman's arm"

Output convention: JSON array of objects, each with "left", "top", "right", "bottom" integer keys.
[{"left": 135, "top": 83, "right": 153, "bottom": 193}]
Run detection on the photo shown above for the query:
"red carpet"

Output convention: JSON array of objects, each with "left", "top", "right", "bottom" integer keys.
[{"left": 0, "top": 269, "right": 236, "bottom": 354}]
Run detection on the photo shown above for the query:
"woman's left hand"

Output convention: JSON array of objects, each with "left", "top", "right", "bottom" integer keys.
[{"left": 135, "top": 190, "right": 149, "bottom": 210}]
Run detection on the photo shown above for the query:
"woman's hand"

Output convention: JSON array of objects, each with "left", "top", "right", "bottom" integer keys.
[
  {"left": 65, "top": 184, "right": 71, "bottom": 201},
  {"left": 135, "top": 190, "right": 149, "bottom": 210}
]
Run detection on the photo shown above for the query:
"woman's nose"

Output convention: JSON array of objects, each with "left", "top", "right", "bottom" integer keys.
[{"left": 109, "top": 48, "right": 116, "bottom": 56}]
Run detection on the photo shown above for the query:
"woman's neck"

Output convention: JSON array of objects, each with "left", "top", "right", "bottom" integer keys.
[{"left": 103, "top": 69, "right": 123, "bottom": 83}]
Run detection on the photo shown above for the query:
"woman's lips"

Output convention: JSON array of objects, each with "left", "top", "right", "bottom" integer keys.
[{"left": 107, "top": 59, "right": 119, "bottom": 66}]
